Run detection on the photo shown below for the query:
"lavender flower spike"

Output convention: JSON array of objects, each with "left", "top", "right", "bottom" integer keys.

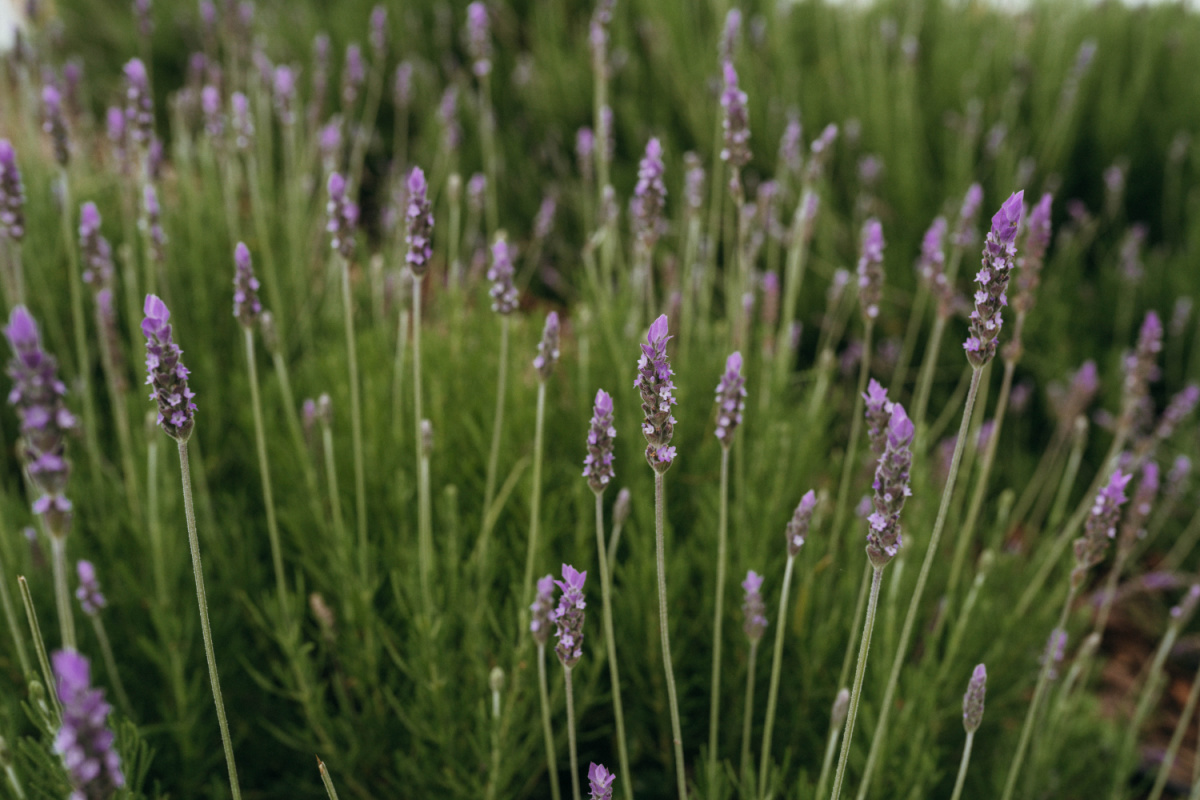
[
  {"left": 53, "top": 650, "right": 125, "bottom": 800},
  {"left": 1014, "top": 192, "right": 1053, "bottom": 315},
  {"left": 405, "top": 167, "right": 434, "bottom": 278},
  {"left": 862, "top": 377, "right": 893, "bottom": 457},
  {"left": 143, "top": 294, "right": 197, "bottom": 442},
  {"left": 75, "top": 560, "right": 106, "bottom": 616},
  {"left": 534, "top": 312, "right": 560, "bottom": 380},
  {"left": 953, "top": 183, "right": 984, "bottom": 248},
  {"left": 964, "top": 190, "right": 1024, "bottom": 368},
  {"left": 465, "top": 2, "right": 492, "bottom": 77},
  {"left": 857, "top": 218, "right": 885, "bottom": 322},
  {"left": 742, "top": 570, "right": 768, "bottom": 642},
  {"left": 1122, "top": 311, "right": 1163, "bottom": 426},
  {"left": 634, "top": 314, "right": 678, "bottom": 472},
  {"left": 589, "top": 762, "right": 616, "bottom": 800},
  {"left": 123, "top": 58, "right": 154, "bottom": 152},
  {"left": 552, "top": 564, "right": 587, "bottom": 668},
  {"left": 42, "top": 83, "right": 70, "bottom": 166},
  {"left": 1071, "top": 469, "right": 1132, "bottom": 588},
  {"left": 714, "top": 351, "right": 746, "bottom": 445},
  {"left": 6, "top": 306, "right": 75, "bottom": 529},
  {"left": 865, "top": 402, "right": 915, "bottom": 569},
  {"left": 232, "top": 242, "right": 262, "bottom": 328},
  {"left": 962, "top": 663, "right": 987, "bottom": 733},
  {"left": 720, "top": 60, "right": 751, "bottom": 169},
  {"left": 326, "top": 172, "right": 358, "bottom": 261},
  {"left": 0, "top": 140, "right": 25, "bottom": 242},
  {"left": 487, "top": 235, "right": 518, "bottom": 314},
  {"left": 584, "top": 389, "right": 616, "bottom": 494},
  {"left": 632, "top": 138, "right": 667, "bottom": 253},
  {"left": 530, "top": 574, "right": 555, "bottom": 645},
  {"left": 786, "top": 490, "right": 817, "bottom": 557},
  {"left": 79, "top": 203, "right": 114, "bottom": 288}
]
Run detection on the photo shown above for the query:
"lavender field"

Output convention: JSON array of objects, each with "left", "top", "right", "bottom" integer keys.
[{"left": 1, "top": 0, "right": 1199, "bottom": 797}]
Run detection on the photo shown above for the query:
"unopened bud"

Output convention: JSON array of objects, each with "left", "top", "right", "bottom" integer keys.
[
  {"left": 962, "top": 663, "right": 987, "bottom": 733},
  {"left": 613, "top": 487, "right": 631, "bottom": 525},
  {"left": 832, "top": 688, "right": 850, "bottom": 728}
]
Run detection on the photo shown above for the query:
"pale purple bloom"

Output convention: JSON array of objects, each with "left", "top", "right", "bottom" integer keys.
[
  {"left": 613, "top": 488, "right": 631, "bottom": 525},
  {"left": 534, "top": 195, "right": 557, "bottom": 241},
  {"left": 272, "top": 67, "right": 296, "bottom": 127},
  {"left": 143, "top": 294, "right": 197, "bottom": 442},
  {"left": 577, "top": 127, "right": 595, "bottom": 181},
  {"left": 342, "top": 44, "right": 365, "bottom": 108},
  {"left": 326, "top": 172, "right": 358, "bottom": 261},
  {"left": 763, "top": 271, "right": 780, "bottom": 328},
  {"left": 857, "top": 218, "right": 885, "bottom": 321},
  {"left": 123, "top": 58, "right": 154, "bottom": 152},
  {"left": 720, "top": 60, "right": 751, "bottom": 169},
  {"left": 866, "top": 403, "right": 914, "bottom": 569},
  {"left": 141, "top": 184, "right": 166, "bottom": 266},
  {"left": 79, "top": 202, "right": 113, "bottom": 288},
  {"left": 319, "top": 119, "right": 343, "bottom": 172},
  {"left": 1014, "top": 192, "right": 1053, "bottom": 316},
  {"left": 310, "top": 33, "right": 331, "bottom": 123},
  {"left": 232, "top": 242, "right": 262, "bottom": 328},
  {"left": 1118, "top": 224, "right": 1147, "bottom": 284},
  {"left": 634, "top": 315, "right": 678, "bottom": 472},
  {"left": 229, "top": 92, "right": 253, "bottom": 151},
  {"left": 369, "top": 5, "right": 388, "bottom": 58},
  {"left": 467, "top": 173, "right": 487, "bottom": 215},
  {"left": 918, "top": 216, "right": 952, "bottom": 316},
  {"left": 598, "top": 105, "right": 614, "bottom": 165},
  {"left": 964, "top": 191, "right": 1023, "bottom": 368},
  {"left": 487, "top": 235, "right": 518, "bottom": 314},
  {"left": 1171, "top": 297, "right": 1193, "bottom": 339},
  {"left": 439, "top": 86, "right": 461, "bottom": 153},
  {"left": 584, "top": 389, "right": 616, "bottom": 494},
  {"left": 394, "top": 62, "right": 413, "bottom": 109},
  {"left": 1041, "top": 628, "right": 1068, "bottom": 680},
  {"left": 863, "top": 378, "right": 892, "bottom": 458},
  {"left": 134, "top": 0, "right": 153, "bottom": 38},
  {"left": 1071, "top": 470, "right": 1131, "bottom": 588},
  {"left": 720, "top": 7, "right": 741, "bottom": 61},
  {"left": 962, "top": 663, "right": 987, "bottom": 733},
  {"left": 53, "top": 650, "right": 125, "bottom": 800},
  {"left": 1166, "top": 456, "right": 1191, "bottom": 500},
  {"left": 465, "top": 2, "right": 492, "bottom": 76},
  {"left": 75, "top": 560, "right": 106, "bottom": 616},
  {"left": 588, "top": 762, "right": 615, "bottom": 800},
  {"left": 1156, "top": 384, "right": 1200, "bottom": 441},
  {"left": 712, "top": 352, "right": 747, "bottom": 445},
  {"left": 742, "top": 570, "right": 767, "bottom": 642},
  {"left": 552, "top": 564, "right": 587, "bottom": 668},
  {"left": 786, "top": 490, "right": 817, "bottom": 557},
  {"left": 632, "top": 138, "right": 667, "bottom": 252},
  {"left": 0, "top": 140, "right": 26, "bottom": 242},
  {"left": 1121, "top": 311, "right": 1163, "bottom": 427},
  {"left": 684, "top": 155, "right": 705, "bottom": 213},
  {"left": 105, "top": 108, "right": 129, "bottom": 177},
  {"left": 779, "top": 115, "right": 802, "bottom": 176},
  {"left": 804, "top": 123, "right": 838, "bottom": 184},
  {"left": 42, "top": 83, "right": 70, "bottom": 166},
  {"left": 952, "top": 183, "right": 984, "bottom": 249},
  {"left": 533, "top": 311, "right": 560, "bottom": 380}
]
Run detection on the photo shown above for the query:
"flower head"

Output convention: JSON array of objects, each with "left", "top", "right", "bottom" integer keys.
[
  {"left": 42, "top": 82, "right": 70, "bottom": 166},
  {"left": 1072, "top": 469, "right": 1132, "bottom": 588},
  {"left": 369, "top": 5, "right": 388, "bottom": 57},
  {"left": 487, "top": 235, "right": 518, "bottom": 314},
  {"left": 786, "top": 490, "right": 817, "bottom": 557},
  {"left": 233, "top": 242, "right": 262, "bottom": 328},
  {"left": 720, "top": 60, "right": 751, "bottom": 169},
  {"left": 632, "top": 137, "right": 667, "bottom": 252},
  {"left": 962, "top": 663, "right": 987, "bottom": 733},
  {"left": 865, "top": 403, "right": 914, "bottom": 569},
  {"left": 123, "top": 58, "right": 154, "bottom": 153},
  {"left": 75, "top": 560, "right": 106, "bottom": 616},
  {"left": 326, "top": 172, "right": 359, "bottom": 261},
  {"left": 230, "top": 91, "right": 253, "bottom": 150},
  {"left": 862, "top": 378, "right": 893, "bottom": 458},
  {"left": 1156, "top": 384, "right": 1199, "bottom": 441},
  {"left": 589, "top": 762, "right": 616, "bottom": 800},
  {"left": 394, "top": 62, "right": 413, "bottom": 108},
  {"left": 53, "top": 650, "right": 125, "bottom": 800},
  {"left": 79, "top": 202, "right": 114, "bottom": 289},
  {"left": 530, "top": 574, "right": 555, "bottom": 645},
  {"left": 465, "top": 2, "right": 492, "bottom": 76},
  {"left": 141, "top": 183, "right": 166, "bottom": 266},
  {"left": 714, "top": 352, "right": 746, "bottom": 445},
  {"left": 552, "top": 564, "right": 587, "bottom": 668},
  {"left": 952, "top": 183, "right": 984, "bottom": 248},
  {"left": 857, "top": 218, "right": 885, "bottom": 322},
  {"left": 1014, "top": 192, "right": 1053, "bottom": 316},
  {"left": 142, "top": 294, "right": 197, "bottom": 442},
  {"left": 272, "top": 66, "right": 297, "bottom": 126},
  {"left": 342, "top": 44, "right": 365, "bottom": 108},
  {"left": 584, "top": 389, "right": 616, "bottom": 494},
  {"left": 634, "top": 315, "right": 677, "bottom": 472},
  {"left": 534, "top": 312, "right": 560, "bottom": 380},
  {"left": 0, "top": 139, "right": 26, "bottom": 242},
  {"left": 405, "top": 167, "right": 434, "bottom": 278},
  {"left": 964, "top": 191, "right": 1024, "bottom": 368},
  {"left": 742, "top": 570, "right": 767, "bottom": 642},
  {"left": 1121, "top": 311, "right": 1163, "bottom": 429}
]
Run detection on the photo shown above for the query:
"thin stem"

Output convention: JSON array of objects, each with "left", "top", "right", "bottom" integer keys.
[
  {"left": 50, "top": 535, "right": 76, "bottom": 651},
  {"left": 1000, "top": 588, "right": 1076, "bottom": 800},
  {"left": 655, "top": 472, "right": 688, "bottom": 800},
  {"left": 758, "top": 554, "right": 796, "bottom": 796},
  {"left": 855, "top": 367, "right": 983, "bottom": 798},
  {"left": 338, "top": 253, "right": 368, "bottom": 588},
  {"left": 90, "top": 615, "right": 132, "bottom": 718},
  {"left": 595, "top": 494, "right": 632, "bottom": 800},
  {"left": 537, "top": 643, "right": 564, "bottom": 800},
  {"left": 741, "top": 641, "right": 760, "bottom": 791},
  {"left": 177, "top": 440, "right": 243, "bottom": 800},
  {"left": 521, "top": 382, "right": 548, "bottom": 635},
  {"left": 912, "top": 315, "right": 947, "bottom": 432},
  {"left": 18, "top": 576, "right": 62, "bottom": 721},
  {"left": 245, "top": 330, "right": 290, "bottom": 619},
  {"left": 774, "top": 189, "right": 814, "bottom": 394},
  {"left": 480, "top": 316, "right": 510, "bottom": 555},
  {"left": 0, "top": 546, "right": 31, "bottom": 676},
  {"left": 270, "top": 350, "right": 325, "bottom": 528},
  {"left": 412, "top": 276, "right": 430, "bottom": 598},
  {"left": 418, "top": 451, "right": 433, "bottom": 606},
  {"left": 317, "top": 758, "right": 342, "bottom": 800},
  {"left": 814, "top": 704, "right": 846, "bottom": 800},
  {"left": 322, "top": 424, "right": 349, "bottom": 553},
  {"left": 147, "top": 428, "right": 165, "bottom": 607},
  {"left": 58, "top": 171, "right": 101, "bottom": 477},
  {"left": 565, "top": 667, "right": 582, "bottom": 800},
  {"left": 948, "top": 731, "right": 976, "bottom": 800},
  {"left": 891, "top": 282, "right": 930, "bottom": 393},
  {"left": 94, "top": 303, "right": 141, "bottom": 523},
  {"left": 708, "top": 446, "right": 731, "bottom": 785},
  {"left": 830, "top": 319, "right": 874, "bottom": 559},
  {"left": 830, "top": 566, "right": 884, "bottom": 800}
]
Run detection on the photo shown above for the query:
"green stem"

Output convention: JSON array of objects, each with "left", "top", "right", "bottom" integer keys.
[
  {"left": 177, "top": 440, "right": 243, "bottom": 800},
  {"left": 912, "top": 315, "right": 947, "bottom": 432},
  {"left": 855, "top": 367, "right": 983, "bottom": 799},
  {"left": 829, "top": 320, "right": 874, "bottom": 559},
  {"left": 655, "top": 472, "right": 688, "bottom": 799},
  {"left": 537, "top": 644, "right": 564, "bottom": 800},
  {"left": 774, "top": 188, "right": 814, "bottom": 394},
  {"left": 246, "top": 158, "right": 284, "bottom": 326},
  {"left": 814, "top": 707, "right": 845, "bottom": 800},
  {"left": 891, "top": 282, "right": 929, "bottom": 393},
  {"left": 708, "top": 446, "right": 731, "bottom": 784},
  {"left": 90, "top": 615, "right": 132, "bottom": 718},
  {"left": 0, "top": 543, "right": 31, "bottom": 676},
  {"left": 830, "top": 566, "right": 884, "bottom": 800},
  {"left": 595, "top": 494, "right": 632, "bottom": 800},
  {"left": 758, "top": 555, "right": 796, "bottom": 796},
  {"left": 418, "top": 450, "right": 433, "bottom": 608},
  {"left": 948, "top": 731, "right": 975, "bottom": 800},
  {"left": 50, "top": 534, "right": 76, "bottom": 651},
  {"left": 147, "top": 424, "right": 165, "bottom": 608},
  {"left": 58, "top": 172, "right": 101, "bottom": 477},
  {"left": 741, "top": 640, "right": 760, "bottom": 792},
  {"left": 521, "top": 382, "right": 548, "bottom": 635},
  {"left": 322, "top": 424, "right": 349, "bottom": 555},
  {"left": 565, "top": 666, "right": 582, "bottom": 800},
  {"left": 244, "top": 329, "right": 290, "bottom": 618},
  {"left": 317, "top": 758, "right": 341, "bottom": 800},
  {"left": 18, "top": 576, "right": 61, "bottom": 722},
  {"left": 338, "top": 253, "right": 368, "bottom": 587},
  {"left": 480, "top": 316, "right": 510, "bottom": 556},
  {"left": 836, "top": 564, "right": 872, "bottom": 694}
]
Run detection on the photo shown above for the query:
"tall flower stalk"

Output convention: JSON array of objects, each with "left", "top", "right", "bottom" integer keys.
[
  {"left": 709, "top": 352, "right": 746, "bottom": 785},
  {"left": 854, "top": 192, "right": 1023, "bottom": 799},
  {"left": 522, "top": 313, "right": 560, "bottom": 629},
  {"left": 480, "top": 234, "right": 518, "bottom": 562},
  {"left": 740, "top": 570, "right": 767, "bottom": 788},
  {"left": 531, "top": 575, "right": 563, "bottom": 800},
  {"left": 553, "top": 564, "right": 587, "bottom": 800},
  {"left": 583, "top": 388, "right": 632, "bottom": 800},
  {"left": 949, "top": 665, "right": 987, "bottom": 800},
  {"left": 143, "top": 294, "right": 242, "bottom": 800},
  {"left": 634, "top": 314, "right": 686, "bottom": 799},
  {"left": 406, "top": 168, "right": 434, "bottom": 605}
]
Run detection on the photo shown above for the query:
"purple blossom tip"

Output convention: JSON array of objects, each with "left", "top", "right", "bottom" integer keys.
[
  {"left": 143, "top": 294, "right": 196, "bottom": 441},
  {"left": 583, "top": 387, "right": 616, "bottom": 490},
  {"left": 742, "top": 570, "right": 768, "bottom": 642},
  {"left": 534, "top": 311, "right": 560, "bottom": 379},
  {"left": 786, "top": 489, "right": 817, "bottom": 556},
  {"left": 552, "top": 563, "right": 587, "bottom": 668},
  {"left": 595, "top": 389, "right": 613, "bottom": 416},
  {"left": 963, "top": 663, "right": 987, "bottom": 733},
  {"left": 714, "top": 350, "right": 747, "bottom": 445},
  {"left": 52, "top": 650, "right": 125, "bottom": 798},
  {"left": 649, "top": 314, "right": 669, "bottom": 344},
  {"left": 992, "top": 190, "right": 1025, "bottom": 245},
  {"left": 75, "top": 560, "right": 106, "bottom": 616},
  {"left": 6, "top": 305, "right": 37, "bottom": 348},
  {"left": 588, "top": 762, "right": 616, "bottom": 800}
]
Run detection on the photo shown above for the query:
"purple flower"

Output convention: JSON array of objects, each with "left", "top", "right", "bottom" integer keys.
[
  {"left": 598, "top": 106, "right": 615, "bottom": 166},
  {"left": 1121, "top": 311, "right": 1163, "bottom": 427},
  {"left": 583, "top": 389, "right": 616, "bottom": 494},
  {"left": 804, "top": 123, "right": 838, "bottom": 184},
  {"left": 786, "top": 490, "right": 817, "bottom": 557},
  {"left": 143, "top": 294, "right": 197, "bottom": 442},
  {"left": 634, "top": 315, "right": 678, "bottom": 472},
  {"left": 964, "top": 191, "right": 1023, "bottom": 368},
  {"left": 1155, "top": 384, "right": 1199, "bottom": 441},
  {"left": 123, "top": 58, "right": 154, "bottom": 153},
  {"left": 465, "top": 2, "right": 492, "bottom": 76},
  {"left": 779, "top": 115, "right": 803, "bottom": 177},
  {"left": 42, "top": 83, "right": 70, "bottom": 166},
  {"left": 1166, "top": 456, "right": 1191, "bottom": 500},
  {"left": 862, "top": 378, "right": 894, "bottom": 459},
  {"left": 134, "top": 0, "right": 153, "bottom": 38},
  {"left": 684, "top": 155, "right": 705, "bottom": 214},
  {"left": 75, "top": 560, "right": 106, "bottom": 616},
  {"left": 200, "top": 84, "right": 223, "bottom": 142},
  {"left": 632, "top": 138, "right": 667, "bottom": 253},
  {"left": 141, "top": 183, "right": 166, "bottom": 266},
  {"left": 53, "top": 650, "right": 125, "bottom": 800},
  {"left": 952, "top": 183, "right": 984, "bottom": 249},
  {"left": 534, "top": 195, "right": 557, "bottom": 242},
  {"left": 962, "top": 663, "right": 987, "bottom": 733},
  {"left": 326, "top": 172, "right": 358, "bottom": 261},
  {"left": 233, "top": 242, "right": 262, "bottom": 328},
  {"left": 588, "top": 762, "right": 616, "bottom": 800},
  {"left": 105, "top": 107, "right": 128, "bottom": 176},
  {"left": 6, "top": 307, "right": 75, "bottom": 529},
  {"left": 742, "top": 570, "right": 767, "bottom": 642},
  {"left": 714, "top": 351, "right": 746, "bottom": 445},
  {"left": 857, "top": 218, "right": 885, "bottom": 321},
  {"left": 720, "top": 7, "right": 741, "bottom": 61},
  {"left": 1013, "top": 192, "right": 1053, "bottom": 317},
  {"left": 79, "top": 202, "right": 113, "bottom": 288},
  {"left": 576, "top": 127, "right": 595, "bottom": 180},
  {"left": 720, "top": 61, "right": 751, "bottom": 169},
  {"left": 1041, "top": 628, "right": 1068, "bottom": 680},
  {"left": 866, "top": 403, "right": 914, "bottom": 569},
  {"left": 439, "top": 86, "right": 461, "bottom": 153},
  {"left": 405, "top": 167, "right": 434, "bottom": 278},
  {"left": 230, "top": 91, "right": 253, "bottom": 150},
  {"left": 369, "top": 5, "right": 388, "bottom": 58},
  {"left": 487, "top": 236, "right": 518, "bottom": 314},
  {"left": 530, "top": 574, "right": 555, "bottom": 645},
  {"left": 552, "top": 564, "right": 587, "bottom": 668},
  {"left": 342, "top": 44, "right": 365, "bottom": 108},
  {"left": 533, "top": 312, "right": 560, "bottom": 380},
  {"left": 0, "top": 139, "right": 25, "bottom": 242},
  {"left": 1071, "top": 470, "right": 1132, "bottom": 588},
  {"left": 394, "top": 62, "right": 413, "bottom": 108}
]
